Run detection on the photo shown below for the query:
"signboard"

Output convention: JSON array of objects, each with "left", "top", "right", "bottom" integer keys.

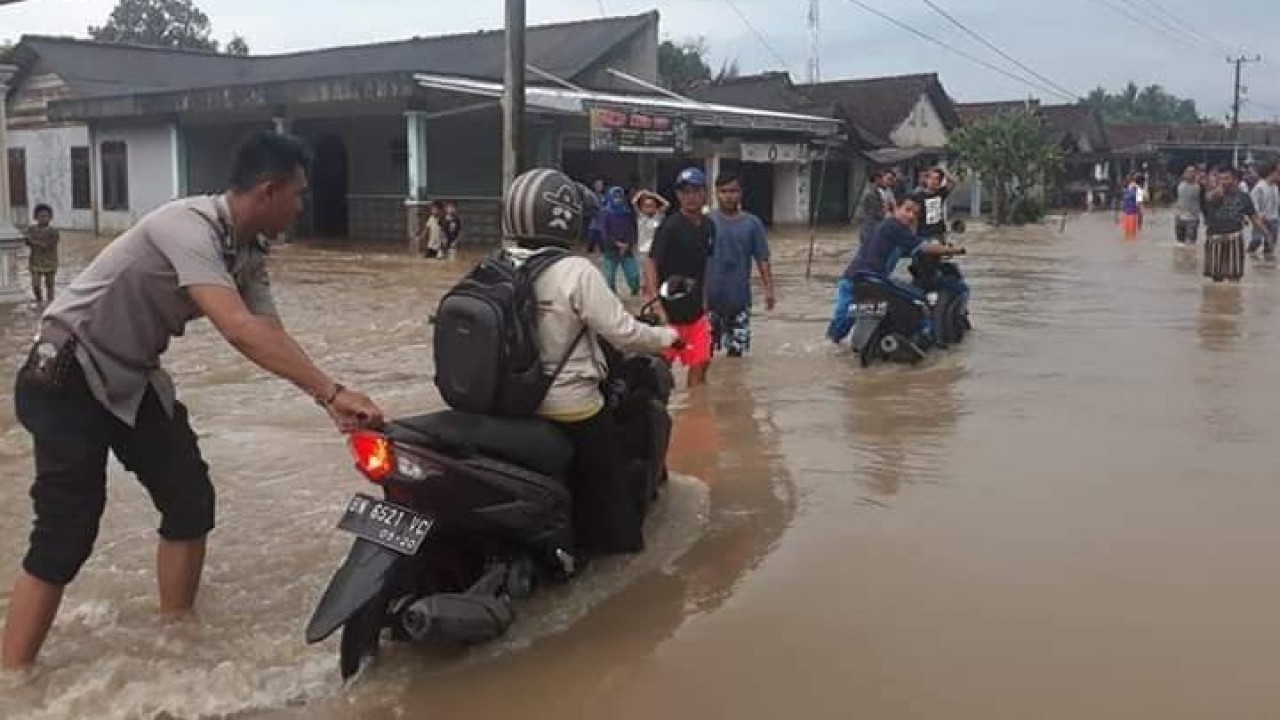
[
  {"left": 588, "top": 104, "right": 690, "bottom": 155},
  {"left": 741, "top": 142, "right": 809, "bottom": 164}
]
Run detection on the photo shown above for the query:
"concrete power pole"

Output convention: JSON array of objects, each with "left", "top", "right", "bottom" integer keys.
[
  {"left": 502, "top": 0, "right": 526, "bottom": 195},
  {"left": 1229, "top": 54, "right": 1262, "bottom": 167}
]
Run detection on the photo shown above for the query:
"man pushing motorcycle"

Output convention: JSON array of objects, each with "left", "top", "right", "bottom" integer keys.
[
  {"left": 827, "top": 195, "right": 961, "bottom": 345},
  {"left": 2, "top": 131, "right": 384, "bottom": 672}
]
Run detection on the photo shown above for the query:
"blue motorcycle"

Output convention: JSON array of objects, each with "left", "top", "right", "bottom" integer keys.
[{"left": 849, "top": 246, "right": 970, "bottom": 367}]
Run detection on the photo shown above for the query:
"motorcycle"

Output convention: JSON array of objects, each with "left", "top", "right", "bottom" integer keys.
[
  {"left": 849, "top": 244, "right": 970, "bottom": 367},
  {"left": 305, "top": 285, "right": 683, "bottom": 680}
]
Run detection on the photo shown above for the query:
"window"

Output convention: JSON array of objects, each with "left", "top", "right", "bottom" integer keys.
[
  {"left": 71, "top": 147, "right": 91, "bottom": 210},
  {"left": 100, "top": 141, "right": 129, "bottom": 211},
  {"left": 7, "top": 148, "right": 27, "bottom": 209}
]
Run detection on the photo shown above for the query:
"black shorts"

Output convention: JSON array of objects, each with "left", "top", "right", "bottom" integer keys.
[{"left": 14, "top": 353, "right": 214, "bottom": 586}]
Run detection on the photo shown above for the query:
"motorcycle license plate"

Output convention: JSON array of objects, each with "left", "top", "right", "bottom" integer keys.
[
  {"left": 854, "top": 301, "right": 888, "bottom": 317},
  {"left": 337, "top": 493, "right": 434, "bottom": 556}
]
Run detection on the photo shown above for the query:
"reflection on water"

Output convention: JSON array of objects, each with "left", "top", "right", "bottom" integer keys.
[{"left": 4, "top": 209, "right": 1280, "bottom": 719}]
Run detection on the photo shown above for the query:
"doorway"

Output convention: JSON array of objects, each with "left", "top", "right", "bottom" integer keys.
[
  {"left": 311, "top": 134, "right": 349, "bottom": 238},
  {"left": 719, "top": 159, "right": 775, "bottom": 225}
]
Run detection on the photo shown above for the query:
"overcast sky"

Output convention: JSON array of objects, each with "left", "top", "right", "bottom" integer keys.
[{"left": 4, "top": 0, "right": 1277, "bottom": 121}]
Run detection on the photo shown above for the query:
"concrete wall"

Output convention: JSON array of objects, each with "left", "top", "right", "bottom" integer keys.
[
  {"left": 7, "top": 124, "right": 94, "bottom": 230},
  {"left": 185, "top": 122, "right": 273, "bottom": 195},
  {"left": 96, "top": 122, "right": 178, "bottom": 233},
  {"left": 773, "top": 163, "right": 807, "bottom": 225},
  {"left": 427, "top": 108, "right": 502, "bottom": 198},
  {"left": 890, "top": 95, "right": 950, "bottom": 148}
]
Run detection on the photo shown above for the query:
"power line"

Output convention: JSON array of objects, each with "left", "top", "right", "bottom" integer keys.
[
  {"left": 842, "top": 0, "right": 1072, "bottom": 101},
  {"left": 918, "top": 0, "right": 1081, "bottom": 102},
  {"left": 720, "top": 0, "right": 795, "bottom": 74},
  {"left": 1132, "top": 0, "right": 1236, "bottom": 55},
  {"left": 1087, "top": 0, "right": 1206, "bottom": 53}
]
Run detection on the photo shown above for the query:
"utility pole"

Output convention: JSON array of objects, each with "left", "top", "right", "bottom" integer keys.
[
  {"left": 502, "top": 0, "right": 526, "bottom": 195},
  {"left": 1229, "top": 54, "right": 1262, "bottom": 168}
]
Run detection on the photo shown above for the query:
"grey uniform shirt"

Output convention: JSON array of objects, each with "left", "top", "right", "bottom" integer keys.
[{"left": 42, "top": 194, "right": 277, "bottom": 426}]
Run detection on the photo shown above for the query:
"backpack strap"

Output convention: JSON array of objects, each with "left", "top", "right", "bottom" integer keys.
[{"left": 517, "top": 248, "right": 588, "bottom": 385}]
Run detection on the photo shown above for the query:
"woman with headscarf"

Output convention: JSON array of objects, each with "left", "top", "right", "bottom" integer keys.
[{"left": 600, "top": 186, "right": 641, "bottom": 295}]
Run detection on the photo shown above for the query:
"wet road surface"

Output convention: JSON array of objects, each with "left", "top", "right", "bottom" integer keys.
[{"left": 2, "top": 210, "right": 1280, "bottom": 719}]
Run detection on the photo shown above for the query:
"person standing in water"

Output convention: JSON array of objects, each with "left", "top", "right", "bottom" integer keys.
[
  {"left": 1203, "top": 167, "right": 1273, "bottom": 282},
  {"left": 646, "top": 168, "right": 714, "bottom": 388},
  {"left": 24, "top": 204, "right": 60, "bottom": 304},
  {"left": 600, "top": 187, "right": 641, "bottom": 296},
  {"left": 1120, "top": 175, "right": 1143, "bottom": 239},
  {"left": 706, "top": 172, "right": 776, "bottom": 358},
  {"left": 1174, "top": 166, "right": 1203, "bottom": 246}
]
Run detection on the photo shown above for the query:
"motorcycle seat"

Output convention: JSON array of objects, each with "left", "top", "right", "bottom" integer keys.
[{"left": 387, "top": 410, "right": 574, "bottom": 478}]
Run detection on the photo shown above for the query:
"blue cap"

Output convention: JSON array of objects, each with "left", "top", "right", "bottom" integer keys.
[{"left": 675, "top": 167, "right": 707, "bottom": 188}]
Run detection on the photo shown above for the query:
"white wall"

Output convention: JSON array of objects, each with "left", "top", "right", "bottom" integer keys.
[
  {"left": 890, "top": 95, "right": 950, "bottom": 148},
  {"left": 7, "top": 124, "right": 94, "bottom": 231},
  {"left": 97, "top": 123, "right": 178, "bottom": 233}
]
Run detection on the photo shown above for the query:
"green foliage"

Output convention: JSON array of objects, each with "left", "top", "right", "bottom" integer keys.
[
  {"left": 89, "top": 0, "right": 247, "bottom": 55},
  {"left": 659, "top": 38, "right": 713, "bottom": 93},
  {"left": 1082, "top": 82, "right": 1200, "bottom": 124},
  {"left": 225, "top": 35, "right": 249, "bottom": 56},
  {"left": 950, "top": 109, "right": 1063, "bottom": 225}
]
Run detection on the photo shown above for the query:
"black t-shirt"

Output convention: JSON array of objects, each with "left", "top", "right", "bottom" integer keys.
[
  {"left": 1202, "top": 189, "right": 1256, "bottom": 235},
  {"left": 911, "top": 185, "right": 951, "bottom": 238},
  {"left": 443, "top": 215, "right": 463, "bottom": 243},
  {"left": 650, "top": 211, "right": 713, "bottom": 323}
]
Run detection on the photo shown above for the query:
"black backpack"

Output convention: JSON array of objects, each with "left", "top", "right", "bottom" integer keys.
[{"left": 433, "top": 249, "right": 584, "bottom": 416}]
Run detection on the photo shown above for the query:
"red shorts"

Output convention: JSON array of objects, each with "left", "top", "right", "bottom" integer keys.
[{"left": 663, "top": 314, "right": 712, "bottom": 367}]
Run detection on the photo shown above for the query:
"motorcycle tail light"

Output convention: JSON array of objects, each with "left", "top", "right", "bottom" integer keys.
[{"left": 349, "top": 431, "right": 395, "bottom": 483}]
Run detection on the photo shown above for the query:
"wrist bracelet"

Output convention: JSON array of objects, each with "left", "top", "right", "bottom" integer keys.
[{"left": 318, "top": 383, "right": 344, "bottom": 407}]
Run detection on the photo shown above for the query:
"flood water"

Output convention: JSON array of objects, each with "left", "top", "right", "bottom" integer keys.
[{"left": 3, "top": 210, "right": 1280, "bottom": 719}]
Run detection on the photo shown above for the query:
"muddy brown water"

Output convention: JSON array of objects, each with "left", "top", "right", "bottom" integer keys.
[{"left": 2, "top": 211, "right": 1280, "bottom": 719}]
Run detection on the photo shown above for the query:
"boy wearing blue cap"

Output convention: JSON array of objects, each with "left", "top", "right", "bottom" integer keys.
[{"left": 646, "top": 167, "right": 714, "bottom": 387}]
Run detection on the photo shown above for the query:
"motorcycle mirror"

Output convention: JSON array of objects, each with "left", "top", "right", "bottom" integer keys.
[{"left": 950, "top": 219, "right": 967, "bottom": 235}]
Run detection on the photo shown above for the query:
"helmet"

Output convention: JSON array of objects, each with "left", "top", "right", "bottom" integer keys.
[
  {"left": 503, "top": 169, "right": 586, "bottom": 247},
  {"left": 675, "top": 167, "right": 707, "bottom": 189}
]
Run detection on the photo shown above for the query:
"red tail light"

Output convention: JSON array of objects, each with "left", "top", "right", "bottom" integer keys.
[{"left": 349, "top": 431, "right": 395, "bottom": 483}]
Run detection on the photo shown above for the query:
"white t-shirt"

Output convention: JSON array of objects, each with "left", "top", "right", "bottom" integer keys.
[{"left": 637, "top": 212, "right": 665, "bottom": 254}]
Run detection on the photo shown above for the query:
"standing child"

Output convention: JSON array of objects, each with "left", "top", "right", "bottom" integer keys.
[
  {"left": 25, "top": 204, "right": 59, "bottom": 304},
  {"left": 441, "top": 201, "right": 463, "bottom": 260},
  {"left": 419, "top": 201, "right": 445, "bottom": 258},
  {"left": 1121, "top": 175, "right": 1142, "bottom": 239}
]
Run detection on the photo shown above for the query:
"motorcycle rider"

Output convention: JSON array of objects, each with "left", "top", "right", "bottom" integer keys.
[
  {"left": 503, "top": 169, "right": 682, "bottom": 555},
  {"left": 827, "top": 196, "right": 957, "bottom": 343}
]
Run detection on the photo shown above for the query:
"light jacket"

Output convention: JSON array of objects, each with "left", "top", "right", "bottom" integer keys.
[{"left": 509, "top": 248, "right": 678, "bottom": 422}]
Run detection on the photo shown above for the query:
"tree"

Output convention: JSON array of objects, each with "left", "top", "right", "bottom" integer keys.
[
  {"left": 659, "top": 38, "right": 713, "bottom": 93},
  {"left": 225, "top": 35, "right": 250, "bottom": 56},
  {"left": 950, "top": 109, "right": 1063, "bottom": 225},
  {"left": 89, "top": 0, "right": 248, "bottom": 55},
  {"left": 1082, "top": 82, "right": 1200, "bottom": 124}
]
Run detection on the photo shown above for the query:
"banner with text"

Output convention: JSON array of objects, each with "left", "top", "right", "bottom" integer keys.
[{"left": 588, "top": 104, "right": 691, "bottom": 155}]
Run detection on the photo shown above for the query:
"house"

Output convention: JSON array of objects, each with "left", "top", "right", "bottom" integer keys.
[
  {"left": 955, "top": 99, "right": 1112, "bottom": 209},
  {"left": 1106, "top": 121, "right": 1280, "bottom": 194},
  {"left": 4, "top": 12, "right": 838, "bottom": 241},
  {"left": 692, "top": 71, "right": 963, "bottom": 222}
]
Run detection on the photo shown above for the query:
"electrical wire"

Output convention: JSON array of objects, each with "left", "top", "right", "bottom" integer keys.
[
  {"left": 1132, "top": 0, "right": 1236, "bottom": 55},
  {"left": 918, "top": 0, "right": 1082, "bottom": 102},
  {"left": 842, "top": 0, "right": 1073, "bottom": 101},
  {"left": 1087, "top": 0, "right": 1206, "bottom": 53},
  {"left": 719, "top": 0, "right": 796, "bottom": 74}
]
